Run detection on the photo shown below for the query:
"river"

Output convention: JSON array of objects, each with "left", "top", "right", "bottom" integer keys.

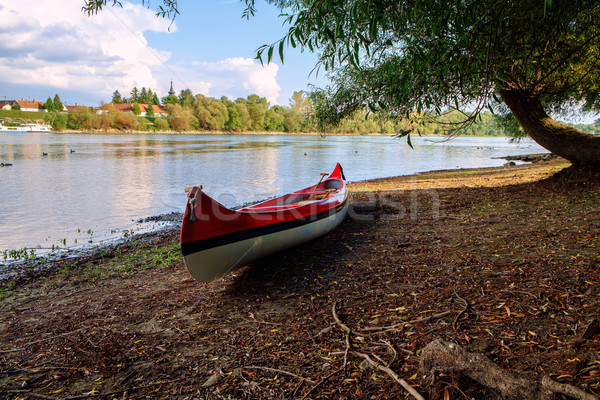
[{"left": 0, "top": 133, "right": 546, "bottom": 260}]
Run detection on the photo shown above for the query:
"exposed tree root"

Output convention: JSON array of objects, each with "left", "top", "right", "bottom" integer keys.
[
  {"left": 351, "top": 350, "right": 426, "bottom": 400},
  {"left": 331, "top": 302, "right": 426, "bottom": 400},
  {"left": 420, "top": 339, "right": 598, "bottom": 400}
]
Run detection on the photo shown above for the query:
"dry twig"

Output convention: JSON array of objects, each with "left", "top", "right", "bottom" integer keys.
[
  {"left": 352, "top": 350, "right": 426, "bottom": 400},
  {"left": 244, "top": 365, "right": 313, "bottom": 383},
  {"left": 300, "top": 303, "right": 353, "bottom": 400},
  {"left": 452, "top": 289, "right": 469, "bottom": 331},
  {"left": 0, "top": 328, "right": 86, "bottom": 354},
  {"left": 360, "top": 311, "right": 453, "bottom": 333},
  {"left": 331, "top": 302, "right": 426, "bottom": 400}
]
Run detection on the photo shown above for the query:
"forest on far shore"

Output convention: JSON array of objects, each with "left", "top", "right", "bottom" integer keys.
[{"left": 3, "top": 88, "right": 599, "bottom": 136}]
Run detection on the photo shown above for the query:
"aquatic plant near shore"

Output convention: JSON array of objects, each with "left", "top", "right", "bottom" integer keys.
[{"left": 2, "top": 248, "right": 35, "bottom": 261}]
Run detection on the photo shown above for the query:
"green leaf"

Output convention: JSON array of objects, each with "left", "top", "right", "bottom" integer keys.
[
  {"left": 325, "top": 27, "right": 335, "bottom": 41},
  {"left": 278, "top": 41, "right": 285, "bottom": 63},
  {"left": 369, "top": 16, "right": 377, "bottom": 41},
  {"left": 349, "top": 54, "right": 359, "bottom": 70},
  {"left": 255, "top": 46, "right": 267, "bottom": 66}
]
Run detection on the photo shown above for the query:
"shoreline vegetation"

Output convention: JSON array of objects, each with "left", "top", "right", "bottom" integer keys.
[
  {"left": 2, "top": 104, "right": 599, "bottom": 137},
  {"left": 1, "top": 158, "right": 599, "bottom": 399}
]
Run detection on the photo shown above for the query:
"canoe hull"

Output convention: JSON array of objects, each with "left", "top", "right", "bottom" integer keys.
[
  {"left": 182, "top": 200, "right": 348, "bottom": 282},
  {"left": 180, "top": 163, "right": 348, "bottom": 282}
]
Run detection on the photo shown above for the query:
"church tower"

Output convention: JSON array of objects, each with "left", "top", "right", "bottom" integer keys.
[{"left": 168, "top": 80, "right": 175, "bottom": 96}]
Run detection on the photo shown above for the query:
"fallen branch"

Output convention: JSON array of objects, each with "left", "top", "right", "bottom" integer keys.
[
  {"left": 360, "top": 311, "right": 453, "bottom": 333},
  {"left": 0, "top": 328, "right": 86, "bottom": 354},
  {"left": 2, "top": 378, "right": 189, "bottom": 400},
  {"left": 241, "top": 317, "right": 281, "bottom": 326},
  {"left": 541, "top": 376, "right": 599, "bottom": 400},
  {"left": 61, "top": 378, "right": 186, "bottom": 399},
  {"left": 300, "top": 304, "right": 352, "bottom": 400},
  {"left": 243, "top": 365, "right": 313, "bottom": 383},
  {"left": 352, "top": 350, "right": 426, "bottom": 400},
  {"left": 452, "top": 289, "right": 469, "bottom": 331},
  {"left": 331, "top": 302, "right": 352, "bottom": 335},
  {"left": 379, "top": 339, "right": 397, "bottom": 366},
  {"left": 331, "top": 302, "right": 425, "bottom": 400},
  {"left": 300, "top": 364, "right": 345, "bottom": 400},
  {"left": 420, "top": 339, "right": 598, "bottom": 400}
]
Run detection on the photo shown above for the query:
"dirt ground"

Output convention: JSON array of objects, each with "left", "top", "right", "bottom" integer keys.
[{"left": 1, "top": 159, "right": 599, "bottom": 399}]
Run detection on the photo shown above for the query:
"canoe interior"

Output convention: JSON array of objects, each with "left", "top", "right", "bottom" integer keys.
[{"left": 239, "top": 178, "right": 344, "bottom": 211}]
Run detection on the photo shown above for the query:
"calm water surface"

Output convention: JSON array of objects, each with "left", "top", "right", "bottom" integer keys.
[{"left": 0, "top": 133, "right": 546, "bottom": 258}]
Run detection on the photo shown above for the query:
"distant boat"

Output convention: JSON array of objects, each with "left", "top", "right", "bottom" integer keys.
[
  {"left": 180, "top": 163, "right": 349, "bottom": 282},
  {"left": 0, "top": 126, "right": 27, "bottom": 133},
  {"left": 0, "top": 123, "right": 52, "bottom": 133},
  {"left": 21, "top": 123, "right": 53, "bottom": 133}
]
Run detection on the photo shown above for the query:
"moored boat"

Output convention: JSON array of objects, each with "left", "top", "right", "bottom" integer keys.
[
  {"left": 180, "top": 163, "right": 349, "bottom": 282},
  {"left": 0, "top": 126, "right": 27, "bottom": 133},
  {"left": 22, "top": 123, "right": 52, "bottom": 133},
  {"left": 0, "top": 123, "right": 52, "bottom": 133}
]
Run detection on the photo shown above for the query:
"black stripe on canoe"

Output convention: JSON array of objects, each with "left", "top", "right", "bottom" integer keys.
[{"left": 181, "top": 199, "right": 348, "bottom": 256}]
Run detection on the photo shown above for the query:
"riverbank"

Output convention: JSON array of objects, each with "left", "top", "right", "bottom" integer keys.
[
  {"left": 50, "top": 129, "right": 384, "bottom": 136},
  {"left": 1, "top": 158, "right": 599, "bottom": 399}
]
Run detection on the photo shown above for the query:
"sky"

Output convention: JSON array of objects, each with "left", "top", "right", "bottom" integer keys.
[{"left": 0, "top": 0, "right": 328, "bottom": 107}]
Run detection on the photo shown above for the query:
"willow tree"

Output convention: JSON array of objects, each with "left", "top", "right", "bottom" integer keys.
[{"left": 84, "top": 0, "right": 600, "bottom": 166}]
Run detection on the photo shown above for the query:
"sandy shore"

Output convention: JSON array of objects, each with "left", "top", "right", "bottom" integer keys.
[{"left": 1, "top": 158, "right": 599, "bottom": 399}]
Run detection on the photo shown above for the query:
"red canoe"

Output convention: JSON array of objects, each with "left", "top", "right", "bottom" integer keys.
[{"left": 180, "top": 163, "right": 349, "bottom": 282}]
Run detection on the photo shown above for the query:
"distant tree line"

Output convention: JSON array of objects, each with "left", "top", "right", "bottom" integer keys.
[
  {"left": 156, "top": 91, "right": 319, "bottom": 133},
  {"left": 33, "top": 87, "right": 598, "bottom": 135},
  {"left": 570, "top": 119, "right": 600, "bottom": 135},
  {"left": 101, "top": 87, "right": 515, "bottom": 135},
  {"left": 44, "top": 106, "right": 115, "bottom": 131}
]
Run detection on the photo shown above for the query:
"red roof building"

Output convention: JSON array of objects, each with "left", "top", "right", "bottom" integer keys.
[
  {"left": 0, "top": 100, "right": 12, "bottom": 110},
  {"left": 111, "top": 103, "right": 167, "bottom": 117},
  {"left": 12, "top": 100, "right": 46, "bottom": 112}
]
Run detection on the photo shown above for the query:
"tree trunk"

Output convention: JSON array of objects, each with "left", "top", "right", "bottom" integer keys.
[
  {"left": 420, "top": 340, "right": 599, "bottom": 400},
  {"left": 499, "top": 88, "right": 600, "bottom": 167},
  {"left": 420, "top": 339, "right": 548, "bottom": 400}
]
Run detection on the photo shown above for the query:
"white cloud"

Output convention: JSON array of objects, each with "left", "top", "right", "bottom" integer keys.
[
  {"left": 222, "top": 57, "right": 281, "bottom": 104},
  {"left": 0, "top": 0, "right": 173, "bottom": 101},
  {"left": 173, "top": 57, "right": 281, "bottom": 104},
  {"left": 0, "top": 0, "right": 283, "bottom": 105}
]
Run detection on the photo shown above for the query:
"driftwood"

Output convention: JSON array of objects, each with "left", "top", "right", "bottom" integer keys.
[{"left": 420, "top": 339, "right": 598, "bottom": 400}]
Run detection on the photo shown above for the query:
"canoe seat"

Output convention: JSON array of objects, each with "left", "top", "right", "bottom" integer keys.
[
  {"left": 297, "top": 190, "right": 328, "bottom": 195},
  {"left": 240, "top": 204, "right": 299, "bottom": 211},
  {"left": 296, "top": 200, "right": 318, "bottom": 206},
  {"left": 324, "top": 180, "right": 342, "bottom": 190}
]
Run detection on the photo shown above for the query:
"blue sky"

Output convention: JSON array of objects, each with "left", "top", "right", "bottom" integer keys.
[{"left": 0, "top": 0, "right": 327, "bottom": 107}]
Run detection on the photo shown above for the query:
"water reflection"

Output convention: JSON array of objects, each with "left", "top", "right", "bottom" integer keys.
[{"left": 0, "top": 133, "right": 547, "bottom": 257}]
